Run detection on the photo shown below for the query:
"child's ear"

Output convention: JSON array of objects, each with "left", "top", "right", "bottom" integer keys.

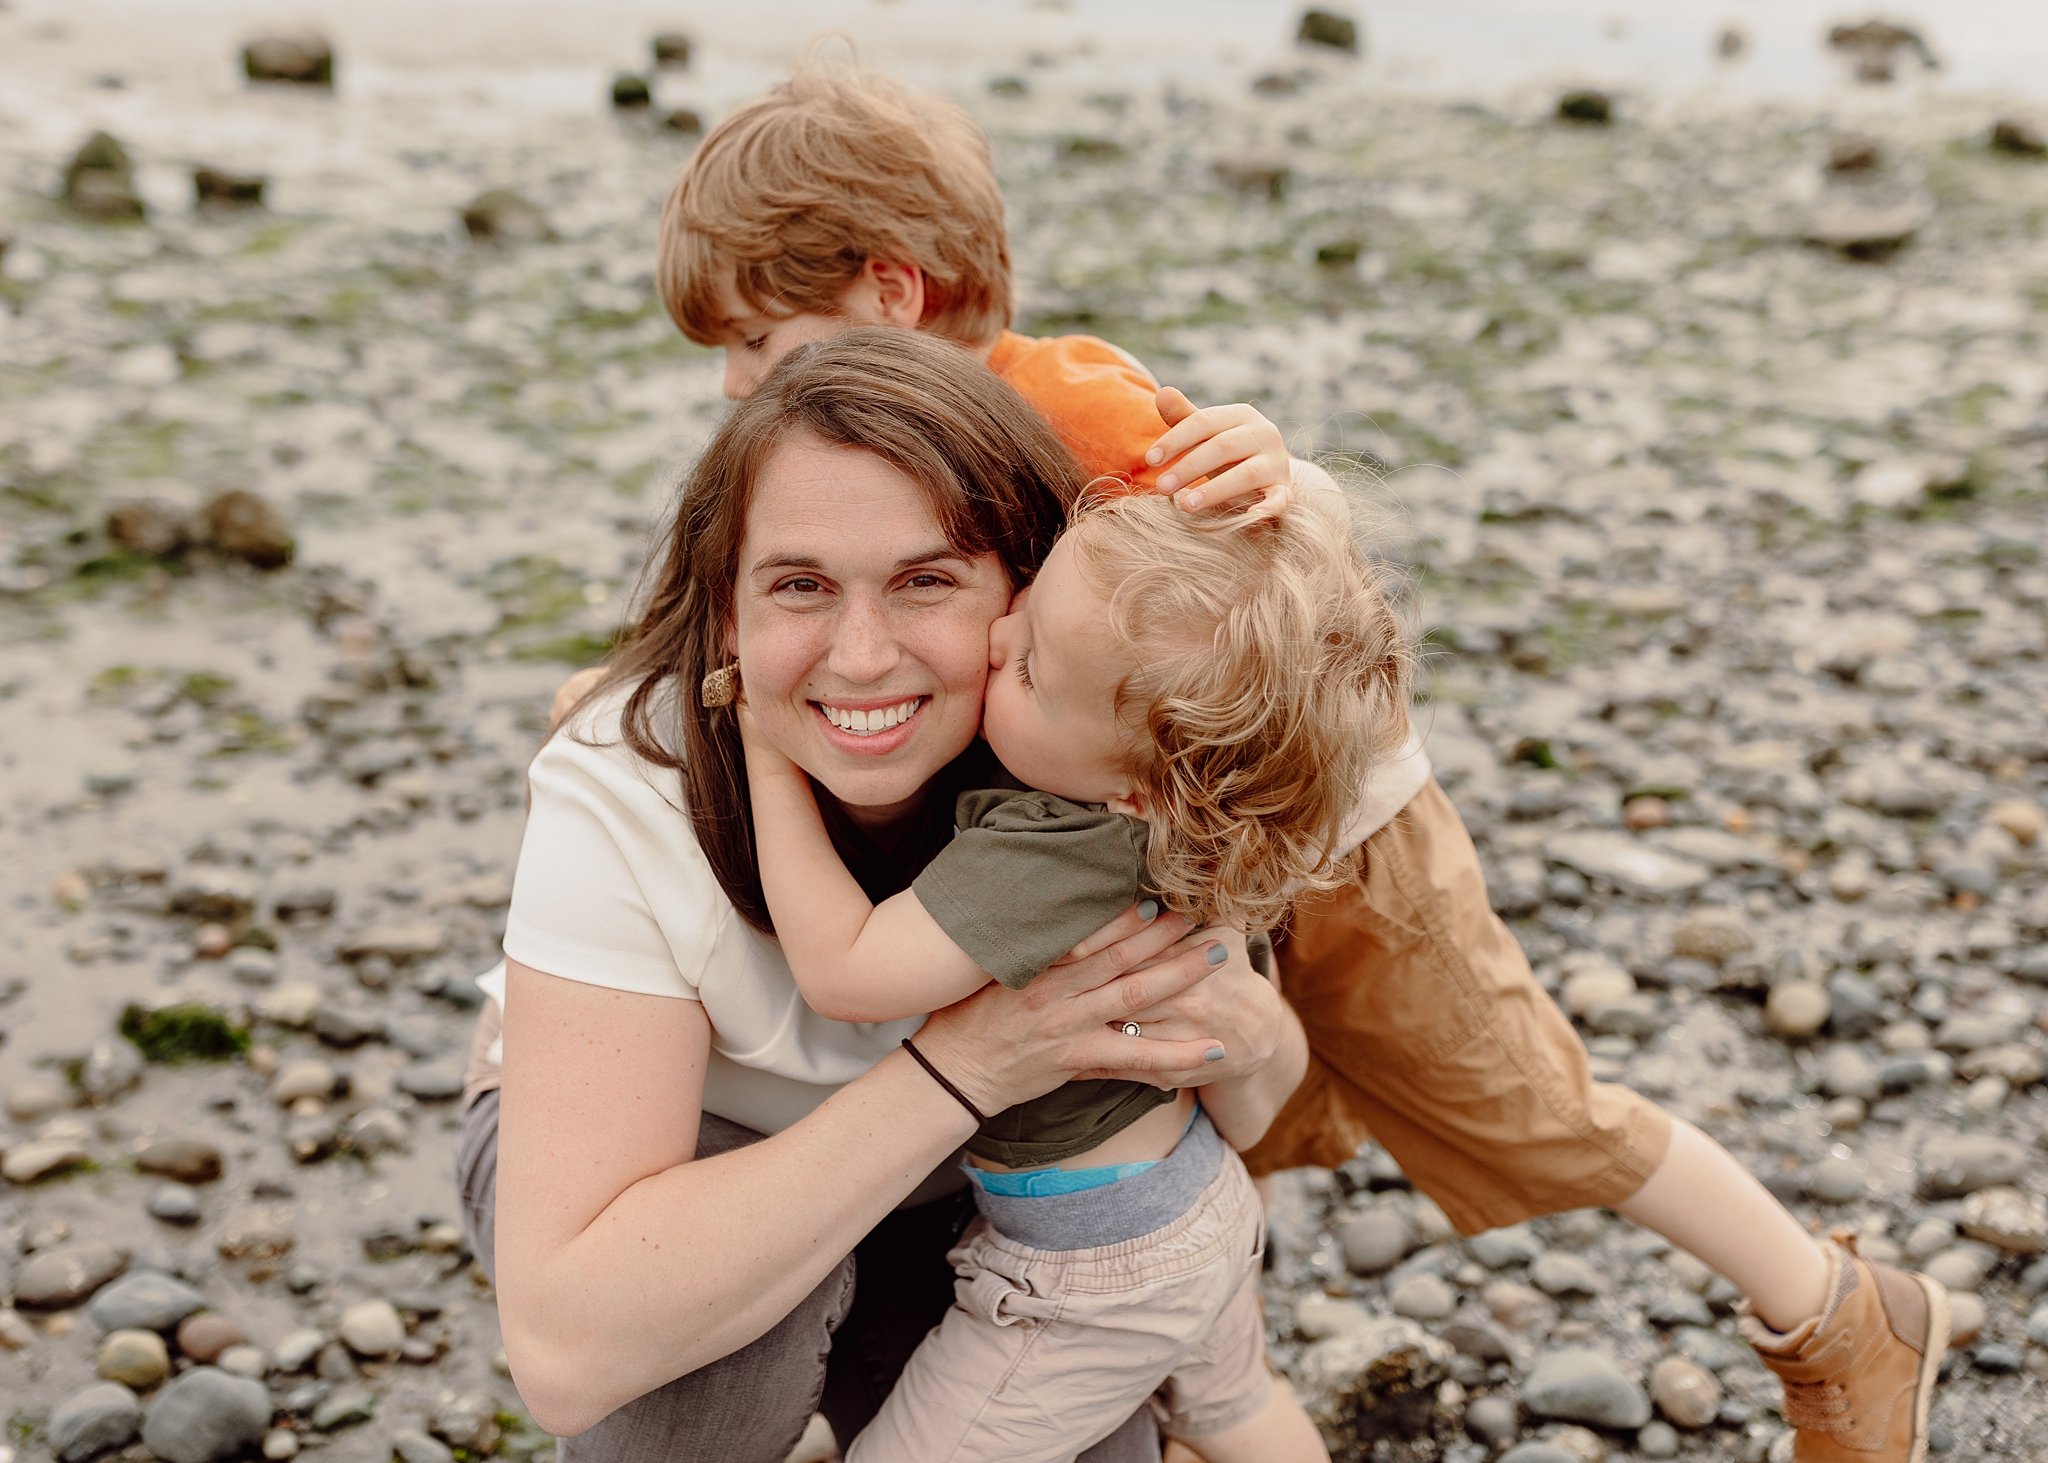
[
  {"left": 1105, "top": 789, "right": 1149, "bottom": 820},
  {"left": 865, "top": 259, "right": 927, "bottom": 328}
]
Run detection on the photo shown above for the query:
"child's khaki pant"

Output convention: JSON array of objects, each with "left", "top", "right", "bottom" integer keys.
[
  {"left": 1247, "top": 775, "right": 1674, "bottom": 1231},
  {"left": 845, "top": 1150, "right": 1271, "bottom": 1463}
]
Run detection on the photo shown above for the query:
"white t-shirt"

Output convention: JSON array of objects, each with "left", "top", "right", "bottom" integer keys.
[{"left": 481, "top": 687, "right": 925, "bottom": 1138}]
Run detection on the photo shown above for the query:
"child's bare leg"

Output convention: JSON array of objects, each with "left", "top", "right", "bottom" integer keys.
[
  {"left": 1174, "top": 1380, "right": 1326, "bottom": 1463},
  {"left": 1615, "top": 1117, "right": 1830, "bottom": 1331}
]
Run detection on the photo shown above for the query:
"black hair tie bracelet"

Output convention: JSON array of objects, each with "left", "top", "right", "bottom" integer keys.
[{"left": 900, "top": 1038, "right": 987, "bottom": 1125}]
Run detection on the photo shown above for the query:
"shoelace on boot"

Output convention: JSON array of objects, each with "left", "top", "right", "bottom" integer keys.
[{"left": 1781, "top": 1378, "right": 1853, "bottom": 1434}]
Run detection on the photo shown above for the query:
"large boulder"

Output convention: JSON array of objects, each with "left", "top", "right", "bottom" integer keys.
[
  {"left": 242, "top": 33, "right": 335, "bottom": 86},
  {"left": 1825, "top": 19, "right": 1939, "bottom": 83},
  {"left": 461, "top": 189, "right": 554, "bottom": 244},
  {"left": 62, "top": 132, "right": 145, "bottom": 221},
  {"left": 1991, "top": 118, "right": 2047, "bottom": 158},
  {"left": 141, "top": 1368, "right": 270, "bottom": 1463},
  {"left": 194, "top": 168, "right": 267, "bottom": 208},
  {"left": 1297, "top": 1317, "right": 1452, "bottom": 1448},
  {"left": 1296, "top": 8, "right": 1360, "bottom": 54},
  {"left": 203, "top": 489, "right": 295, "bottom": 569},
  {"left": 50, "top": 1383, "right": 143, "bottom": 1463}
]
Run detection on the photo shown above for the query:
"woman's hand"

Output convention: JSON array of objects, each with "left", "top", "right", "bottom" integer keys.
[
  {"left": 911, "top": 905, "right": 1230, "bottom": 1118},
  {"left": 1084, "top": 926, "right": 1283, "bottom": 1084}
]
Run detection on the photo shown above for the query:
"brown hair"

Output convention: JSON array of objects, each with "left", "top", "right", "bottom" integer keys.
[
  {"left": 592, "top": 328, "right": 1081, "bottom": 930},
  {"left": 1063, "top": 490, "right": 1413, "bottom": 932},
  {"left": 658, "top": 62, "right": 1012, "bottom": 349}
]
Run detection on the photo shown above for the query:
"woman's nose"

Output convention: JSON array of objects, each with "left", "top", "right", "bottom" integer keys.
[{"left": 828, "top": 595, "right": 901, "bottom": 683}]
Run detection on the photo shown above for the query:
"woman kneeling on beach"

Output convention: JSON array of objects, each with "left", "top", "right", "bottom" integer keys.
[{"left": 458, "top": 329, "right": 1330, "bottom": 1461}]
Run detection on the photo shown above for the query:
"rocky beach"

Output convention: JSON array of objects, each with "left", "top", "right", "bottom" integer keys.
[{"left": 2, "top": 2, "right": 2046, "bottom": 1460}]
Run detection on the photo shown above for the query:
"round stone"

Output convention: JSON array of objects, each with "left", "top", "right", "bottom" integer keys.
[
  {"left": 1765, "top": 981, "right": 1831, "bottom": 1038},
  {"left": 1338, "top": 1208, "right": 1414, "bottom": 1274},
  {"left": 1638, "top": 1420, "right": 1681, "bottom": 1458},
  {"left": 1485, "top": 1279, "right": 1557, "bottom": 1332},
  {"left": 218, "top": 1344, "right": 268, "bottom": 1377},
  {"left": 1807, "top": 1152, "right": 1868, "bottom": 1205},
  {"left": 13, "top": 1244, "right": 131, "bottom": 1310},
  {"left": 1947, "top": 1292, "right": 1987, "bottom": 1347},
  {"left": 149, "top": 1184, "right": 203, "bottom": 1226},
  {"left": 1521, "top": 1348, "right": 1651, "bottom": 1428},
  {"left": 5, "top": 1077, "right": 73, "bottom": 1123},
  {"left": 1649, "top": 1354, "right": 1722, "bottom": 1428},
  {"left": 98, "top": 1328, "right": 171, "bottom": 1388},
  {"left": 1467, "top": 1224, "right": 1543, "bottom": 1269},
  {"left": 87, "top": 1270, "right": 205, "bottom": 1333},
  {"left": 135, "top": 1138, "right": 225, "bottom": 1185},
  {"left": 262, "top": 1430, "right": 300, "bottom": 1461},
  {"left": 1924, "top": 1246, "right": 1996, "bottom": 1293},
  {"left": 1960, "top": 1186, "right": 2048, "bottom": 1256},
  {"left": 176, "top": 1313, "right": 245, "bottom": 1363},
  {"left": 1295, "top": 1294, "right": 1374, "bottom": 1340},
  {"left": 1389, "top": 1273, "right": 1457, "bottom": 1321},
  {"left": 269, "top": 1059, "right": 337, "bottom": 1106},
  {"left": 337, "top": 1299, "right": 405, "bottom": 1358},
  {"left": 139, "top": 1367, "right": 270, "bottom": 1463},
  {"left": 1464, "top": 1392, "right": 1519, "bottom": 1447},
  {"left": 1531, "top": 1252, "right": 1607, "bottom": 1298},
  {"left": 49, "top": 1383, "right": 143, "bottom": 1463}
]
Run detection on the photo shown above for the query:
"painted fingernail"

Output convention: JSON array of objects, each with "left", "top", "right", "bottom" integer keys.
[
  {"left": 1204, "top": 1045, "right": 1227, "bottom": 1063},
  {"left": 1137, "top": 898, "right": 1160, "bottom": 922},
  {"left": 1204, "top": 943, "right": 1227, "bottom": 966}
]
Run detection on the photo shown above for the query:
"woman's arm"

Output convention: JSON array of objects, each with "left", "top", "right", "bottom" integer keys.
[
  {"left": 742, "top": 716, "right": 989, "bottom": 1021},
  {"left": 494, "top": 914, "right": 1232, "bottom": 1436}
]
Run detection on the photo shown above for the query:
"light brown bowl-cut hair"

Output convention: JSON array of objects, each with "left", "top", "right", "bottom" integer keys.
[
  {"left": 659, "top": 62, "right": 1013, "bottom": 350},
  {"left": 589, "top": 328, "right": 1080, "bottom": 931},
  {"left": 1062, "top": 490, "right": 1414, "bottom": 933}
]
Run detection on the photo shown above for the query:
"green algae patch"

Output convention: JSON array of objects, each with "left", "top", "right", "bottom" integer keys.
[{"left": 119, "top": 1002, "right": 251, "bottom": 1064}]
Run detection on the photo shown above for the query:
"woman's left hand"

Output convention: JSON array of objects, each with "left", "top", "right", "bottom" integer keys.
[{"left": 1086, "top": 925, "right": 1284, "bottom": 1089}]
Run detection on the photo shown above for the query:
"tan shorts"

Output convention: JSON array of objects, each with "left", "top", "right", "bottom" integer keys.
[
  {"left": 845, "top": 1149, "right": 1272, "bottom": 1462},
  {"left": 1245, "top": 776, "right": 1673, "bottom": 1234}
]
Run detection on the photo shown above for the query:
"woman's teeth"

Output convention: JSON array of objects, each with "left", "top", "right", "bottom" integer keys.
[{"left": 819, "top": 698, "right": 923, "bottom": 736}]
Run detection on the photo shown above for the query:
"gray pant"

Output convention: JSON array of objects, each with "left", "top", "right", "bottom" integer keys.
[{"left": 456, "top": 1089, "right": 1161, "bottom": 1462}]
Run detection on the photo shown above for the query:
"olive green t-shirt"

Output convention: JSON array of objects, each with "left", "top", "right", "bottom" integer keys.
[{"left": 912, "top": 787, "right": 1173, "bottom": 1167}]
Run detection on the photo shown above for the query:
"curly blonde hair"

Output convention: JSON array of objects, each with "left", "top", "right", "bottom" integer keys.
[{"left": 1062, "top": 490, "right": 1412, "bottom": 932}]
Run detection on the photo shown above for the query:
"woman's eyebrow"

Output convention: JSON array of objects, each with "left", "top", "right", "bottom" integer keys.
[{"left": 746, "top": 547, "right": 965, "bottom": 575}]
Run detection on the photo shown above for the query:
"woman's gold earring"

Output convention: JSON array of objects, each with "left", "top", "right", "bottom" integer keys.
[{"left": 700, "top": 662, "right": 740, "bottom": 709}]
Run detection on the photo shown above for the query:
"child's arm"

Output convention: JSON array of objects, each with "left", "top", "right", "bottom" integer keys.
[{"left": 739, "top": 708, "right": 993, "bottom": 1023}]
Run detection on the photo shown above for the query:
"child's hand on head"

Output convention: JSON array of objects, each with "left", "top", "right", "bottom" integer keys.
[{"left": 1144, "top": 388, "right": 1293, "bottom": 519}]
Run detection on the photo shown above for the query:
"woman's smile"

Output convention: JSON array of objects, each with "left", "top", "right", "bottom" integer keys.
[{"left": 812, "top": 695, "right": 928, "bottom": 748}]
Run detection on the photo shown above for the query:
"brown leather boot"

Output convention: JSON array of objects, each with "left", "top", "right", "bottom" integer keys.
[{"left": 1739, "top": 1230, "right": 1949, "bottom": 1461}]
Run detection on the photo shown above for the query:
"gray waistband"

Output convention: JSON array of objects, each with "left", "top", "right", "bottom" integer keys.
[{"left": 970, "top": 1108, "right": 1225, "bottom": 1251}]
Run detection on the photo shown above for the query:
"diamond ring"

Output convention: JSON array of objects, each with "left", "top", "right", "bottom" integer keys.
[{"left": 1120, "top": 1021, "right": 1142, "bottom": 1037}]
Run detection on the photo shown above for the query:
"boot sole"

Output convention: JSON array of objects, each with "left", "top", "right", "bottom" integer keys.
[{"left": 1906, "top": 1274, "right": 1950, "bottom": 1463}]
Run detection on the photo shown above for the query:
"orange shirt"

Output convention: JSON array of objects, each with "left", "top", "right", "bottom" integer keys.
[{"left": 985, "top": 330, "right": 1168, "bottom": 493}]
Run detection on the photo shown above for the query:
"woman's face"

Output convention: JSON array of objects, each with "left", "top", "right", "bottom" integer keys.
[{"left": 731, "top": 436, "right": 1013, "bottom": 829}]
